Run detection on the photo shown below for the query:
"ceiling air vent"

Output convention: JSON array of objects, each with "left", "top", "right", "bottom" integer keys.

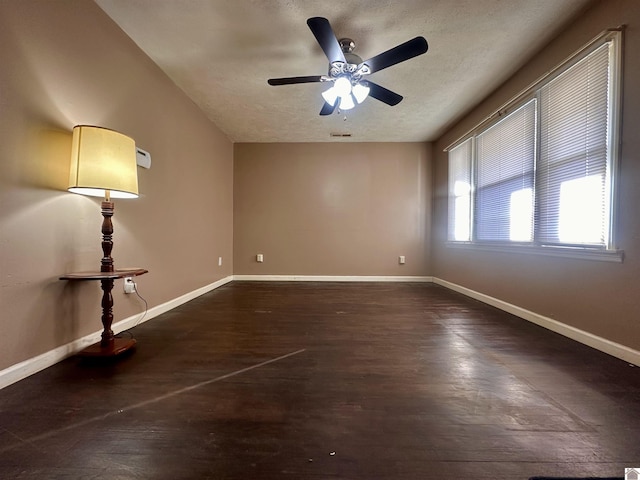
[{"left": 330, "top": 133, "right": 352, "bottom": 137}]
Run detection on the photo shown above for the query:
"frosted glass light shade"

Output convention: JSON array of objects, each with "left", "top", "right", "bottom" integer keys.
[
  {"left": 322, "top": 86, "right": 339, "bottom": 105},
  {"left": 334, "top": 77, "right": 352, "bottom": 97},
  {"left": 339, "top": 94, "right": 355, "bottom": 111},
  {"left": 352, "top": 83, "right": 370, "bottom": 104},
  {"left": 68, "top": 125, "right": 138, "bottom": 199}
]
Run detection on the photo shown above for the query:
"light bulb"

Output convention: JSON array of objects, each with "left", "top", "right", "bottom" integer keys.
[{"left": 352, "top": 83, "right": 370, "bottom": 104}]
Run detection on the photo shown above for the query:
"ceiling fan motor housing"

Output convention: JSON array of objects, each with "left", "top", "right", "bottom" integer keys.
[
  {"left": 329, "top": 39, "right": 368, "bottom": 83},
  {"left": 338, "top": 38, "right": 364, "bottom": 75}
]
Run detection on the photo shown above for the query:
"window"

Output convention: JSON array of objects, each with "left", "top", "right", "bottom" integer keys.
[
  {"left": 448, "top": 139, "right": 472, "bottom": 242},
  {"left": 537, "top": 42, "right": 611, "bottom": 247},
  {"left": 447, "top": 31, "right": 621, "bottom": 255},
  {"left": 476, "top": 100, "right": 536, "bottom": 242}
]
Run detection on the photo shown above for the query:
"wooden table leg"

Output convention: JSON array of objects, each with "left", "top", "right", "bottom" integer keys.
[{"left": 78, "top": 278, "right": 137, "bottom": 358}]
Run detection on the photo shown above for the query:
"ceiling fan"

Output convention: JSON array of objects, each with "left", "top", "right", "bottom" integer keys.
[{"left": 267, "top": 17, "right": 428, "bottom": 116}]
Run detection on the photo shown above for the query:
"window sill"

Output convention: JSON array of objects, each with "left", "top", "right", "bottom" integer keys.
[{"left": 445, "top": 242, "right": 624, "bottom": 263}]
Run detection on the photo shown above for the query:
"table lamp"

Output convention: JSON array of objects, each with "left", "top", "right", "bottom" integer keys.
[
  {"left": 62, "top": 125, "right": 147, "bottom": 357},
  {"left": 68, "top": 125, "right": 138, "bottom": 271}
]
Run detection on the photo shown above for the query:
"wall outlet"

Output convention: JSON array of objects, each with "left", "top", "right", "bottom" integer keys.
[
  {"left": 399, "top": 255, "right": 406, "bottom": 265},
  {"left": 257, "top": 253, "right": 264, "bottom": 263},
  {"left": 218, "top": 256, "right": 223, "bottom": 266},
  {"left": 124, "top": 277, "right": 136, "bottom": 294}
]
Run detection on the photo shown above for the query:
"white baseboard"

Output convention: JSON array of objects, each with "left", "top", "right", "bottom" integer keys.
[
  {"left": 0, "top": 275, "right": 233, "bottom": 390},
  {"left": 233, "top": 275, "right": 433, "bottom": 282},
  {"left": 432, "top": 277, "right": 640, "bottom": 367}
]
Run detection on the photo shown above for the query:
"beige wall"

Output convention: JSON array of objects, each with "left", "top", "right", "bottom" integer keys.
[
  {"left": 432, "top": 0, "right": 640, "bottom": 348},
  {"left": 234, "top": 143, "right": 431, "bottom": 276},
  {"left": 0, "top": 1, "right": 233, "bottom": 370}
]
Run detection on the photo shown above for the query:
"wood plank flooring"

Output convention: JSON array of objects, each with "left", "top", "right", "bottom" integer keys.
[{"left": 0, "top": 282, "right": 638, "bottom": 479}]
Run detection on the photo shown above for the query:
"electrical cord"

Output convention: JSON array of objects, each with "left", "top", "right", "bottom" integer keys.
[
  {"left": 116, "top": 281, "right": 149, "bottom": 340},
  {"left": 131, "top": 282, "right": 149, "bottom": 328}
]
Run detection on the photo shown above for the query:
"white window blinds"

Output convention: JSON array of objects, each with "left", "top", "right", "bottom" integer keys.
[
  {"left": 475, "top": 100, "right": 536, "bottom": 242},
  {"left": 447, "top": 139, "right": 472, "bottom": 241},
  {"left": 536, "top": 42, "right": 611, "bottom": 246}
]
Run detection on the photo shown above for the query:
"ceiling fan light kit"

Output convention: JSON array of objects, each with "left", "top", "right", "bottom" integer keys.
[{"left": 267, "top": 17, "right": 428, "bottom": 116}]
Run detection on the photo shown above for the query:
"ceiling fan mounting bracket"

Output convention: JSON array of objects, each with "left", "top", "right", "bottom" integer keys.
[{"left": 339, "top": 38, "right": 355, "bottom": 53}]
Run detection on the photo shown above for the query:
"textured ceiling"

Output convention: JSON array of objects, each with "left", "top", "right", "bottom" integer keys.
[{"left": 95, "top": 0, "right": 594, "bottom": 143}]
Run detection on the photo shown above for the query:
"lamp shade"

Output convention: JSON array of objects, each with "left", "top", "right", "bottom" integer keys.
[{"left": 68, "top": 125, "right": 138, "bottom": 199}]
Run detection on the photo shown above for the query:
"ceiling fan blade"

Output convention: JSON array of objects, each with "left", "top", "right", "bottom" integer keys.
[
  {"left": 361, "top": 37, "right": 428, "bottom": 74},
  {"left": 366, "top": 81, "right": 403, "bottom": 106},
  {"left": 319, "top": 100, "right": 338, "bottom": 116},
  {"left": 307, "top": 17, "right": 346, "bottom": 64},
  {"left": 268, "top": 76, "right": 324, "bottom": 86}
]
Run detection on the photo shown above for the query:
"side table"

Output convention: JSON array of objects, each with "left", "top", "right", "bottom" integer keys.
[{"left": 60, "top": 268, "right": 148, "bottom": 357}]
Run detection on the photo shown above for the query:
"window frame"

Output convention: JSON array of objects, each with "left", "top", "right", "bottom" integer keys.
[{"left": 445, "top": 29, "right": 623, "bottom": 262}]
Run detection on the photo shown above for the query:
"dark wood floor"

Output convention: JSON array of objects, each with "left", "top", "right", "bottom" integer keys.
[{"left": 0, "top": 282, "right": 638, "bottom": 479}]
